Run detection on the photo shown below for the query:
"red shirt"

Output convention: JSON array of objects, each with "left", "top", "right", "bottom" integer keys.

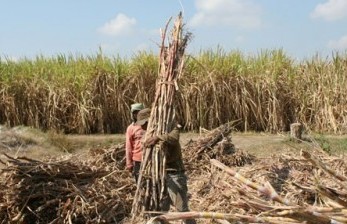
[{"left": 125, "top": 123, "right": 145, "bottom": 169}]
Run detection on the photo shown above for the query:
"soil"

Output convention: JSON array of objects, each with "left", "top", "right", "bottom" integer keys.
[
  {"left": 0, "top": 129, "right": 295, "bottom": 175},
  {"left": 0, "top": 128, "right": 343, "bottom": 163}
]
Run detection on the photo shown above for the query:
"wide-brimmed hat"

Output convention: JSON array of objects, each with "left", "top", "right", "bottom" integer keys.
[
  {"left": 135, "top": 108, "right": 151, "bottom": 126},
  {"left": 131, "top": 103, "right": 144, "bottom": 112}
]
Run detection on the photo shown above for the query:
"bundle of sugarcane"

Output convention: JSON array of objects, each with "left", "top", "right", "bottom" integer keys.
[
  {"left": 183, "top": 122, "right": 255, "bottom": 175},
  {"left": 189, "top": 123, "right": 235, "bottom": 157},
  {"left": 0, "top": 153, "right": 134, "bottom": 223},
  {"left": 131, "top": 12, "right": 191, "bottom": 217},
  {"left": 87, "top": 142, "right": 126, "bottom": 170}
]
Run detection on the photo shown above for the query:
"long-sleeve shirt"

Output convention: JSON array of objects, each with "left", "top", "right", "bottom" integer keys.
[
  {"left": 158, "top": 127, "right": 185, "bottom": 173},
  {"left": 125, "top": 123, "right": 145, "bottom": 169}
]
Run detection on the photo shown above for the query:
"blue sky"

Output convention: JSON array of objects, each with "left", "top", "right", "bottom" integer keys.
[{"left": 1, "top": 0, "right": 347, "bottom": 61}]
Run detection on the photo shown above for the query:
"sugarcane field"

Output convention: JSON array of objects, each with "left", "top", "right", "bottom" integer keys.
[{"left": 1, "top": 10, "right": 347, "bottom": 224}]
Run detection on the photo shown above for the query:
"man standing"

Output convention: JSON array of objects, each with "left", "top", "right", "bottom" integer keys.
[
  {"left": 125, "top": 103, "right": 145, "bottom": 182},
  {"left": 136, "top": 108, "right": 196, "bottom": 224}
]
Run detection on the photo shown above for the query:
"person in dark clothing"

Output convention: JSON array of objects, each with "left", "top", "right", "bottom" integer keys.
[{"left": 137, "top": 108, "right": 196, "bottom": 224}]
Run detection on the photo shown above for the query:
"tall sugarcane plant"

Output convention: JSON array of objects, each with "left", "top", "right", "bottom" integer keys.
[{"left": 131, "top": 12, "right": 191, "bottom": 218}]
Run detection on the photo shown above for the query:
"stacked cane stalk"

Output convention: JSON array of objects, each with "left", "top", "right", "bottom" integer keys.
[
  {"left": 183, "top": 122, "right": 255, "bottom": 176},
  {"left": 131, "top": 12, "right": 191, "bottom": 218},
  {"left": 148, "top": 149, "right": 347, "bottom": 224},
  {"left": 0, "top": 149, "right": 134, "bottom": 224}
]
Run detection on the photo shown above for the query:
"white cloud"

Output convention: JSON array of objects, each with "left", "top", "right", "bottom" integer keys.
[
  {"left": 190, "top": 0, "right": 262, "bottom": 29},
  {"left": 328, "top": 35, "right": 347, "bottom": 50},
  {"left": 311, "top": 0, "right": 347, "bottom": 21},
  {"left": 98, "top": 13, "right": 136, "bottom": 36}
]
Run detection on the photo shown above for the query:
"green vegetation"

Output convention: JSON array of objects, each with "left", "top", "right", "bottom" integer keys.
[
  {"left": 332, "top": 137, "right": 347, "bottom": 152},
  {"left": 46, "top": 130, "right": 77, "bottom": 153},
  {"left": 315, "top": 135, "right": 347, "bottom": 155},
  {"left": 314, "top": 134, "right": 332, "bottom": 154},
  {"left": 0, "top": 49, "right": 347, "bottom": 134}
]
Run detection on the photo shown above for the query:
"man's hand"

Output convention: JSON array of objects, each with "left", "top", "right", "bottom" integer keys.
[
  {"left": 127, "top": 166, "right": 133, "bottom": 173},
  {"left": 144, "top": 136, "right": 160, "bottom": 148}
]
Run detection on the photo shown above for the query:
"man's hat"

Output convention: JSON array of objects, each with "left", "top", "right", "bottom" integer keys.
[
  {"left": 131, "top": 103, "right": 144, "bottom": 112},
  {"left": 135, "top": 108, "right": 151, "bottom": 126}
]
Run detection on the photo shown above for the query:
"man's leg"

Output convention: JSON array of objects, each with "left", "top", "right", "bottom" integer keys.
[
  {"left": 166, "top": 172, "right": 196, "bottom": 224},
  {"left": 160, "top": 190, "right": 171, "bottom": 212},
  {"left": 133, "top": 161, "right": 141, "bottom": 183}
]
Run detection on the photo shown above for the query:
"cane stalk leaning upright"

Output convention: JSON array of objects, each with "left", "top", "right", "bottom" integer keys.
[{"left": 131, "top": 12, "right": 191, "bottom": 218}]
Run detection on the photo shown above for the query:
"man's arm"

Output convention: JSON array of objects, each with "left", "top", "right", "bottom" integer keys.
[
  {"left": 125, "top": 126, "right": 134, "bottom": 170},
  {"left": 144, "top": 127, "right": 180, "bottom": 148},
  {"left": 157, "top": 128, "right": 179, "bottom": 144}
]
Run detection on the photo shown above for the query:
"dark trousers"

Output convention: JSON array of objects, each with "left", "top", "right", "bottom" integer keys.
[
  {"left": 161, "top": 172, "right": 196, "bottom": 224},
  {"left": 133, "top": 161, "right": 141, "bottom": 183}
]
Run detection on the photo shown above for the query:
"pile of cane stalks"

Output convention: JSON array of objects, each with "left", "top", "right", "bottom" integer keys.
[
  {"left": 183, "top": 123, "right": 255, "bottom": 176},
  {"left": 0, "top": 126, "right": 346, "bottom": 223},
  {"left": 0, "top": 143, "right": 135, "bottom": 224},
  {"left": 149, "top": 147, "right": 347, "bottom": 224}
]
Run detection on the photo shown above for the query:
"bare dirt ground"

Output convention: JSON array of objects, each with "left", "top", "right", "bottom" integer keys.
[
  {"left": 2, "top": 132, "right": 288, "bottom": 159},
  {"left": 1, "top": 126, "right": 346, "bottom": 164},
  {"left": 64, "top": 131, "right": 346, "bottom": 158}
]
